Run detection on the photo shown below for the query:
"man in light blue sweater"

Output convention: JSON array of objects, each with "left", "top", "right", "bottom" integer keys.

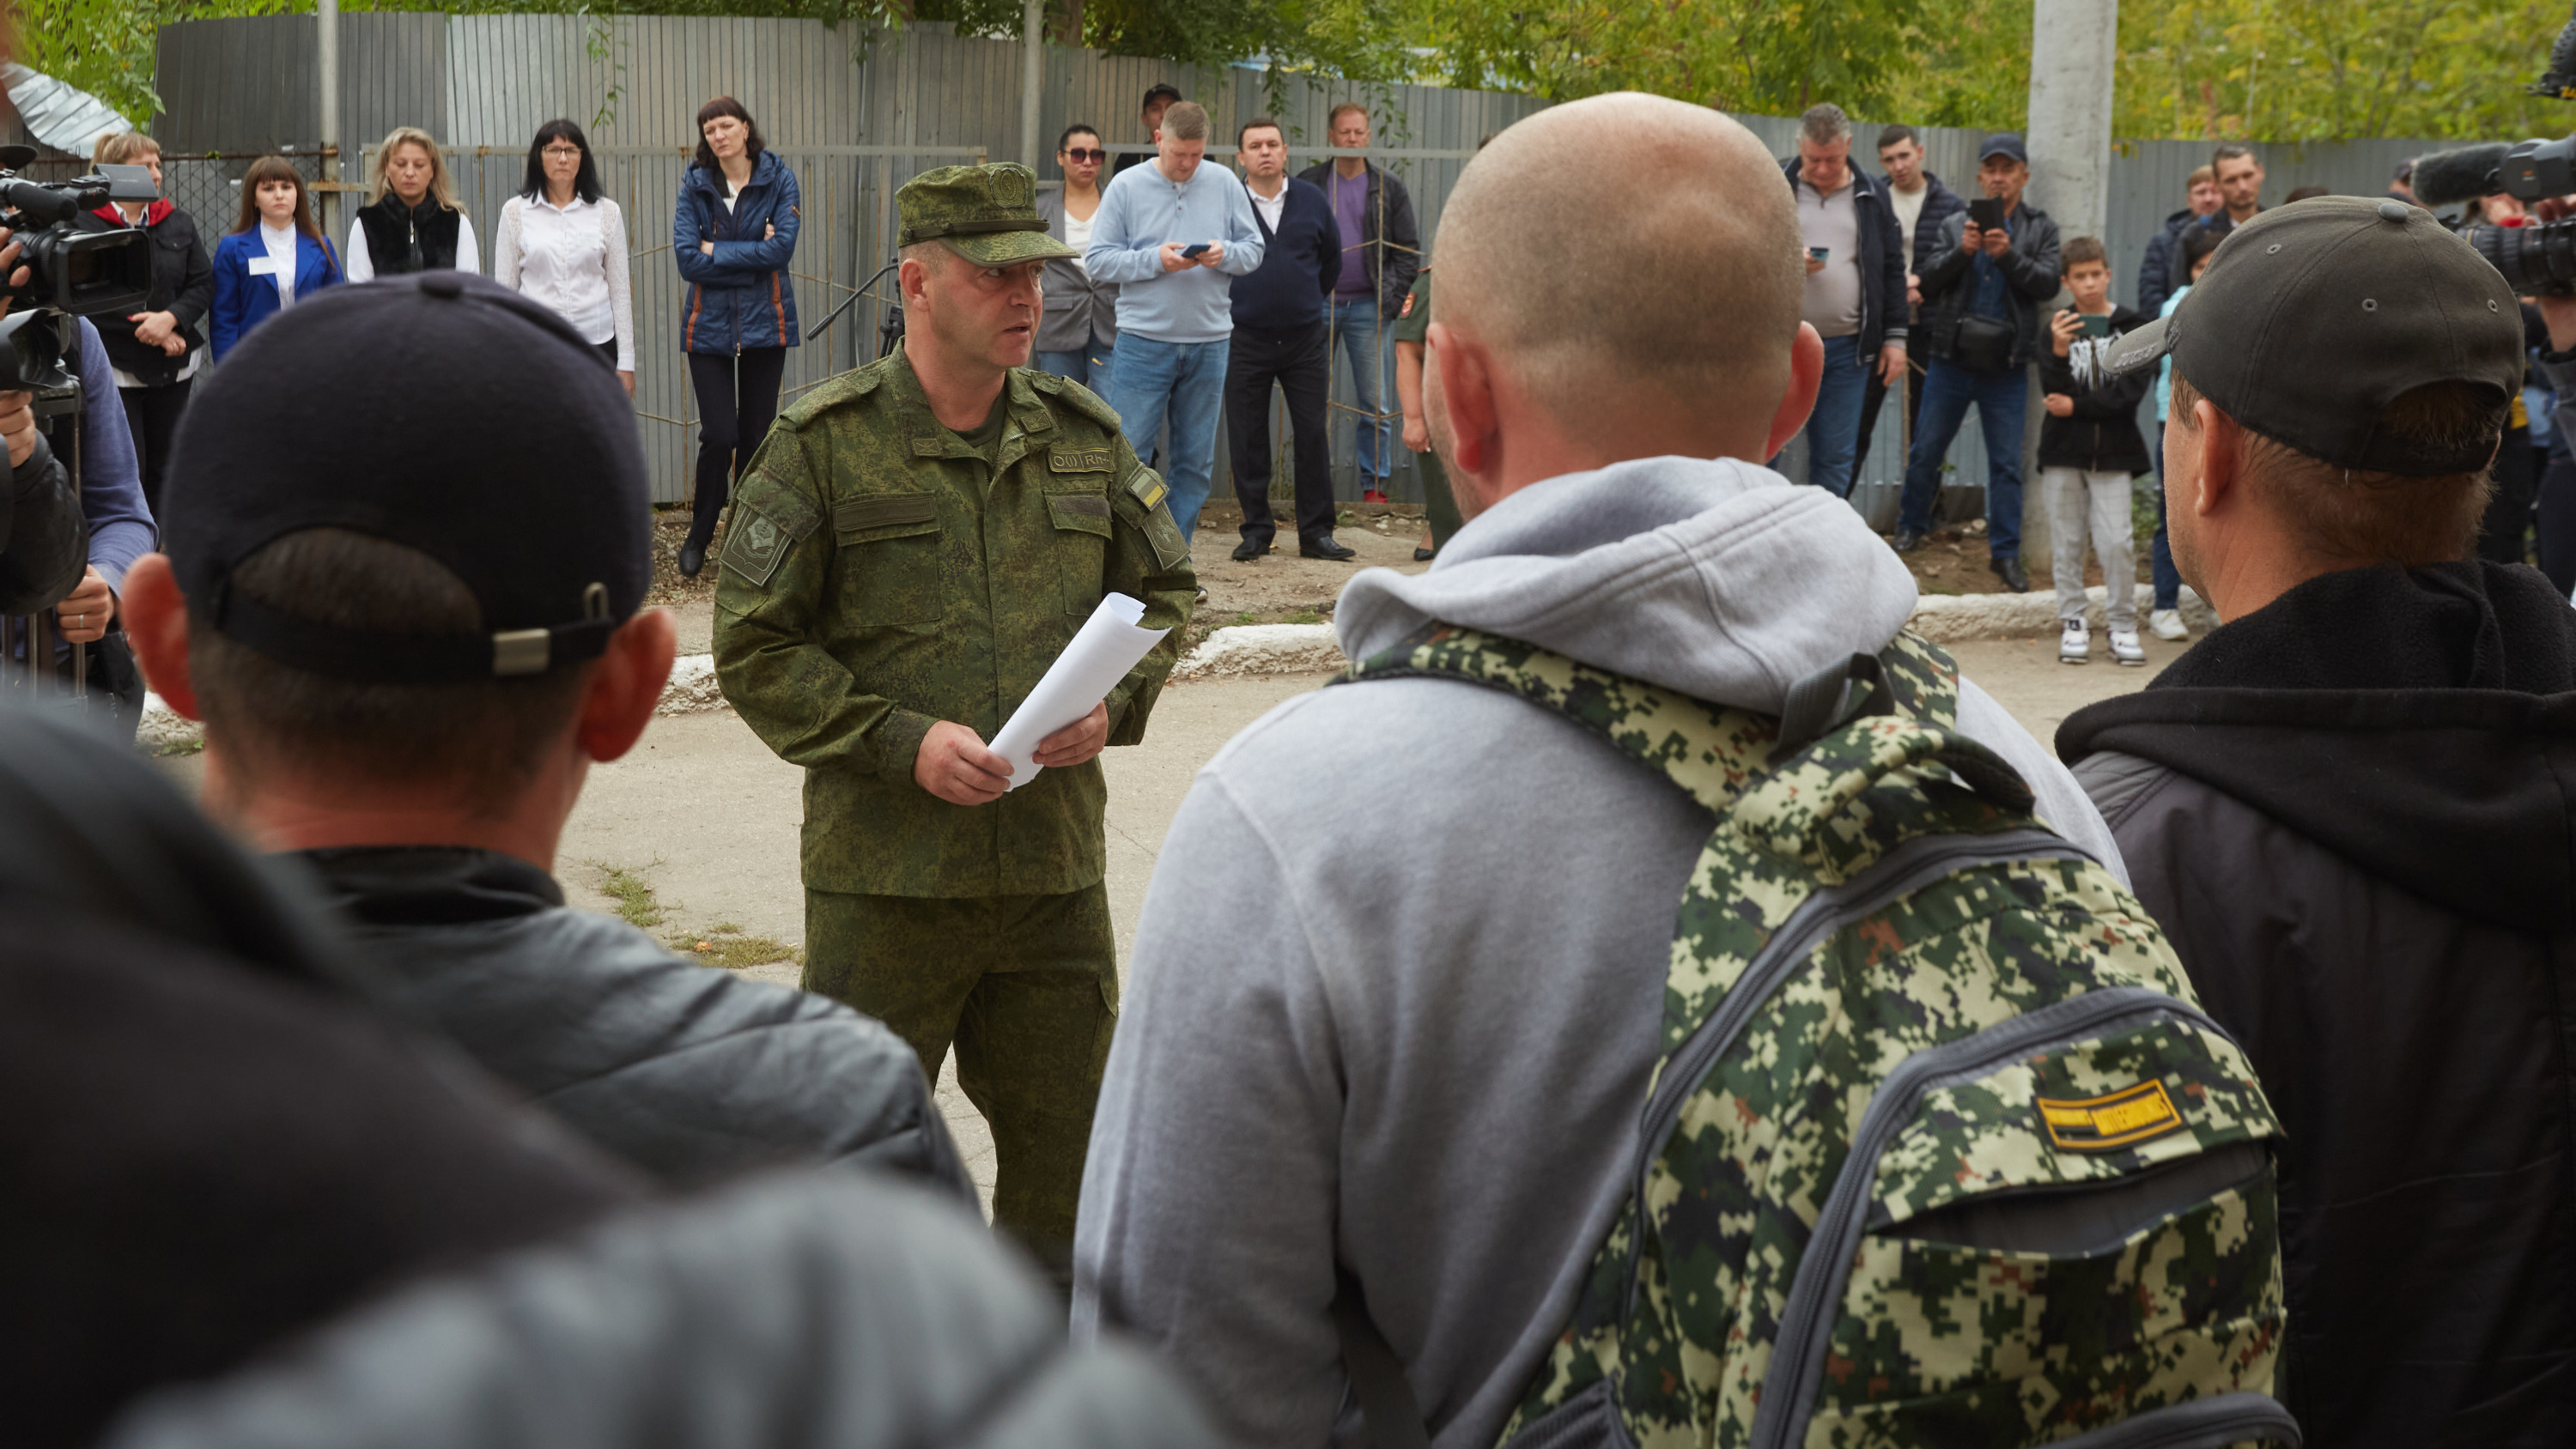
[{"left": 1086, "top": 100, "right": 1263, "bottom": 543}]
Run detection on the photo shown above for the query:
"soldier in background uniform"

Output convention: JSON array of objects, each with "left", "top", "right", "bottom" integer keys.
[
  {"left": 712, "top": 164, "right": 1196, "bottom": 1273},
  {"left": 1390, "top": 265, "right": 1461, "bottom": 561}
]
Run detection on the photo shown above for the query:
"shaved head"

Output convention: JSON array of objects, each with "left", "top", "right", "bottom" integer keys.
[{"left": 1438, "top": 94, "right": 1804, "bottom": 441}]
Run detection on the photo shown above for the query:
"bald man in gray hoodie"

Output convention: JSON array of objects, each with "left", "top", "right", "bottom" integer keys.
[{"left": 1072, "top": 93, "right": 2126, "bottom": 1449}]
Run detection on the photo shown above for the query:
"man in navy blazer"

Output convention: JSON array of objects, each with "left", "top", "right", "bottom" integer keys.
[{"left": 1224, "top": 116, "right": 1348, "bottom": 561}]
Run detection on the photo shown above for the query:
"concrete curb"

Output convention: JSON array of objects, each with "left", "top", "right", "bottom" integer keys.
[
  {"left": 1169, "top": 585, "right": 2221, "bottom": 681},
  {"left": 141, "top": 652, "right": 738, "bottom": 753}
]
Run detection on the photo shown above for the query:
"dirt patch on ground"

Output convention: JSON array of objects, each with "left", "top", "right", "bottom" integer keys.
[
  {"left": 1899, "top": 519, "right": 2148, "bottom": 598},
  {"left": 645, "top": 506, "right": 722, "bottom": 610},
  {"left": 1188, "top": 502, "right": 1430, "bottom": 637}
]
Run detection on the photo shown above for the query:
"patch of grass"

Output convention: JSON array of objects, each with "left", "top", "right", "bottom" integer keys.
[
  {"left": 1285, "top": 607, "right": 1324, "bottom": 625},
  {"left": 598, "top": 864, "right": 665, "bottom": 931},
  {"left": 1232, "top": 611, "right": 1258, "bottom": 627},
  {"left": 156, "top": 736, "right": 204, "bottom": 757},
  {"left": 673, "top": 922, "right": 800, "bottom": 971}
]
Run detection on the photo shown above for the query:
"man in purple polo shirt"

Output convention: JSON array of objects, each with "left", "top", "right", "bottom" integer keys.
[{"left": 1297, "top": 102, "right": 1419, "bottom": 504}]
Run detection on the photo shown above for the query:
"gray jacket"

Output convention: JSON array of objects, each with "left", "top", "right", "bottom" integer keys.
[
  {"left": 295, "top": 846, "right": 971, "bottom": 1197},
  {"left": 105, "top": 1173, "right": 1232, "bottom": 1449},
  {"left": 1073, "top": 457, "right": 2124, "bottom": 1449},
  {"left": 1036, "top": 188, "right": 1120, "bottom": 353}
]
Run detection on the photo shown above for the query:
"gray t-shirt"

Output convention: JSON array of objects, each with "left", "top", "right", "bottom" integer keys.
[{"left": 1799, "top": 178, "right": 1862, "bottom": 338}]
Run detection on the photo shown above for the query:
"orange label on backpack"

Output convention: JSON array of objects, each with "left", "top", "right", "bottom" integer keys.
[{"left": 2037, "top": 1080, "right": 2184, "bottom": 1152}]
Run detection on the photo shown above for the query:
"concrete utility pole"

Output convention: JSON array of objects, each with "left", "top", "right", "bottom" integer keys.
[
  {"left": 2018, "top": 0, "right": 2117, "bottom": 570},
  {"left": 1020, "top": 0, "right": 1044, "bottom": 168},
  {"left": 2027, "top": 0, "right": 2117, "bottom": 244},
  {"left": 317, "top": 0, "right": 340, "bottom": 234}
]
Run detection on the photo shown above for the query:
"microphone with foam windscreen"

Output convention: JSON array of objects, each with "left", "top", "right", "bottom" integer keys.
[{"left": 2410, "top": 143, "right": 2512, "bottom": 209}]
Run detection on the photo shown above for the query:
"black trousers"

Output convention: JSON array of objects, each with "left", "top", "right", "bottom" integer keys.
[
  {"left": 118, "top": 380, "right": 192, "bottom": 524},
  {"left": 1851, "top": 333, "right": 1924, "bottom": 483},
  {"left": 1224, "top": 324, "right": 1335, "bottom": 548},
  {"left": 2478, "top": 423, "right": 2537, "bottom": 565},
  {"left": 686, "top": 347, "right": 787, "bottom": 548}
]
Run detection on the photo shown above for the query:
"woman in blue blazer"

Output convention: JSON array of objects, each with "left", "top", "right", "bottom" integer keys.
[
  {"left": 210, "top": 155, "right": 343, "bottom": 361},
  {"left": 671, "top": 95, "right": 799, "bottom": 577}
]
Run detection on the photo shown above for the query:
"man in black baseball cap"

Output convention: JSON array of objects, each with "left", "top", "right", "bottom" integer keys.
[
  {"left": 120, "top": 271, "right": 970, "bottom": 1199},
  {"left": 2059, "top": 197, "right": 2576, "bottom": 1448}
]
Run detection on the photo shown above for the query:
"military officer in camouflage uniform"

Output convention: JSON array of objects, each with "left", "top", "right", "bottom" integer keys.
[{"left": 713, "top": 164, "right": 1196, "bottom": 1269}]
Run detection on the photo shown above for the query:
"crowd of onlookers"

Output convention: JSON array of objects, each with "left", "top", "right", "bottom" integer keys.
[{"left": 7, "top": 83, "right": 2576, "bottom": 1449}]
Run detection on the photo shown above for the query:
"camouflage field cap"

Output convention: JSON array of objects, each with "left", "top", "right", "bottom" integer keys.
[{"left": 896, "top": 163, "right": 1079, "bottom": 265}]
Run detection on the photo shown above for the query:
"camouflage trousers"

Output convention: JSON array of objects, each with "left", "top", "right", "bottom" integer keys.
[{"left": 803, "top": 882, "right": 1116, "bottom": 1270}]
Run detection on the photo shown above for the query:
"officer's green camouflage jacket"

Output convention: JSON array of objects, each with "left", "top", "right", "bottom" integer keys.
[
  {"left": 714, "top": 353, "right": 1196, "bottom": 898},
  {"left": 1341, "top": 627, "right": 2292, "bottom": 1449}
]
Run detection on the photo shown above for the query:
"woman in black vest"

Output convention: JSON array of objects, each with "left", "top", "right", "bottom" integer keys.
[{"left": 349, "top": 126, "right": 480, "bottom": 280}]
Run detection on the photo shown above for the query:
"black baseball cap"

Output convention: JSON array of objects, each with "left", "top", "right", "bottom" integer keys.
[
  {"left": 161, "top": 271, "right": 651, "bottom": 683},
  {"left": 2101, "top": 196, "right": 2522, "bottom": 476},
  {"left": 1978, "top": 133, "right": 2027, "bottom": 164}
]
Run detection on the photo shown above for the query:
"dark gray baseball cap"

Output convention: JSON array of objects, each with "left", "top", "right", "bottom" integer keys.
[{"left": 2101, "top": 195, "right": 2522, "bottom": 476}]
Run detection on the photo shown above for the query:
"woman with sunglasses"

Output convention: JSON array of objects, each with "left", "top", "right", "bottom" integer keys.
[
  {"left": 495, "top": 118, "right": 635, "bottom": 397},
  {"left": 1033, "top": 124, "right": 1117, "bottom": 386}
]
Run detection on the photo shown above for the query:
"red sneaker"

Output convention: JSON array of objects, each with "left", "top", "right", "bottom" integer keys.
[{"left": 1363, "top": 488, "right": 1390, "bottom": 504}]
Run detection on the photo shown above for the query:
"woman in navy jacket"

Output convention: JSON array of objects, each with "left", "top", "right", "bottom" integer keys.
[
  {"left": 210, "top": 155, "right": 342, "bottom": 361},
  {"left": 672, "top": 96, "right": 799, "bottom": 577}
]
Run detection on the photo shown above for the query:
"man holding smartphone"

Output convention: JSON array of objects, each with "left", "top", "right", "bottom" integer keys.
[
  {"left": 1892, "top": 131, "right": 2062, "bottom": 591},
  {"left": 1776, "top": 103, "right": 1907, "bottom": 499}
]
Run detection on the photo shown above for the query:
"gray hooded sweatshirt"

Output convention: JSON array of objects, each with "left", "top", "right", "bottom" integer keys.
[{"left": 1072, "top": 457, "right": 2125, "bottom": 1449}]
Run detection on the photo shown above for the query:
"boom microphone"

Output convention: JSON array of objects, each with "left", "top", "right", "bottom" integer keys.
[{"left": 2412, "top": 143, "right": 2512, "bottom": 208}]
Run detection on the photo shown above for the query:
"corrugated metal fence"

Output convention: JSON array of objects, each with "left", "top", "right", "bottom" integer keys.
[{"left": 148, "top": 13, "right": 2451, "bottom": 519}]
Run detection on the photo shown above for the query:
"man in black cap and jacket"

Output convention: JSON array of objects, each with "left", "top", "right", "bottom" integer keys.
[
  {"left": 2058, "top": 197, "right": 2575, "bottom": 1449},
  {"left": 120, "top": 270, "right": 969, "bottom": 1198}
]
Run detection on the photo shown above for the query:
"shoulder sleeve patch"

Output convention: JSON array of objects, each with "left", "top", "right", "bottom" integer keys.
[
  {"left": 1127, "top": 467, "right": 1170, "bottom": 514},
  {"left": 723, "top": 476, "right": 822, "bottom": 589}
]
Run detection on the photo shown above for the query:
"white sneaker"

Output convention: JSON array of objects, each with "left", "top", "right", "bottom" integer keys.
[
  {"left": 2059, "top": 620, "right": 2091, "bottom": 664},
  {"left": 2148, "top": 608, "right": 2188, "bottom": 642},
  {"left": 2109, "top": 628, "right": 2148, "bottom": 666}
]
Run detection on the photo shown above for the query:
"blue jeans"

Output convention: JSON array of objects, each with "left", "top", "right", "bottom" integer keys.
[
  {"left": 2148, "top": 427, "right": 2181, "bottom": 609},
  {"left": 1036, "top": 341, "right": 1114, "bottom": 391},
  {"left": 1329, "top": 296, "right": 1390, "bottom": 482},
  {"left": 1774, "top": 334, "right": 1867, "bottom": 497},
  {"left": 1108, "top": 334, "right": 1227, "bottom": 541},
  {"left": 1899, "top": 358, "right": 2028, "bottom": 559}
]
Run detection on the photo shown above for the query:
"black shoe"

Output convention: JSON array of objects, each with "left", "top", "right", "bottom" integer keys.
[
  {"left": 1990, "top": 556, "right": 2029, "bottom": 593},
  {"left": 1300, "top": 537, "right": 1357, "bottom": 561},
  {"left": 1231, "top": 537, "right": 1271, "bottom": 562},
  {"left": 677, "top": 543, "right": 708, "bottom": 579},
  {"left": 1892, "top": 529, "right": 1926, "bottom": 555},
  {"left": 1413, "top": 546, "right": 1437, "bottom": 562}
]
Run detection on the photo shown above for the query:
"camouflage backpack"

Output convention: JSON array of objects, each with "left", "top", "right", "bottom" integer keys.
[{"left": 1334, "top": 625, "right": 2297, "bottom": 1449}]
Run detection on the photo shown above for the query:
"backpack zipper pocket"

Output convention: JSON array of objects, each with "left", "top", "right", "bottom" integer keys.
[
  {"left": 2020, "top": 1391, "right": 2301, "bottom": 1449},
  {"left": 1748, "top": 987, "right": 2255, "bottom": 1449},
  {"left": 1617, "top": 827, "right": 2094, "bottom": 1325}
]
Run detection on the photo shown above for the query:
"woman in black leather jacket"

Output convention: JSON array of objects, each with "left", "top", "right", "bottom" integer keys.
[{"left": 76, "top": 131, "right": 213, "bottom": 520}]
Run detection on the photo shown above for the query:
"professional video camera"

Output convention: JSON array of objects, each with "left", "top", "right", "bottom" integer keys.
[
  {"left": 2403, "top": 5, "right": 2576, "bottom": 292},
  {"left": 0, "top": 145, "right": 159, "bottom": 394}
]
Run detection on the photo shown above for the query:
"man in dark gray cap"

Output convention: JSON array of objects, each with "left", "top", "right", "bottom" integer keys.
[
  {"left": 2057, "top": 197, "right": 2574, "bottom": 1449},
  {"left": 119, "top": 270, "right": 969, "bottom": 1201}
]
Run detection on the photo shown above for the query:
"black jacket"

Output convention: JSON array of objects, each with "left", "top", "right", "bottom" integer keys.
[
  {"left": 2037, "top": 303, "right": 2153, "bottom": 473},
  {"left": 295, "top": 846, "right": 973, "bottom": 1197},
  {"left": 1780, "top": 157, "right": 1910, "bottom": 355},
  {"left": 2136, "top": 207, "right": 2196, "bottom": 320},
  {"left": 2, "top": 431, "right": 88, "bottom": 615},
  {"left": 1230, "top": 175, "right": 1341, "bottom": 333},
  {"left": 0, "top": 710, "right": 644, "bottom": 1449},
  {"left": 75, "top": 203, "right": 214, "bottom": 387},
  {"left": 1897, "top": 170, "right": 1970, "bottom": 276},
  {"left": 1295, "top": 160, "right": 1419, "bottom": 316},
  {"left": 1917, "top": 200, "right": 2063, "bottom": 371},
  {"left": 2059, "top": 561, "right": 2576, "bottom": 1449}
]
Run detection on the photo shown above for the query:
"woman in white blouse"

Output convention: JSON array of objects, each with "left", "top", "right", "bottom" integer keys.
[{"left": 494, "top": 119, "right": 635, "bottom": 397}]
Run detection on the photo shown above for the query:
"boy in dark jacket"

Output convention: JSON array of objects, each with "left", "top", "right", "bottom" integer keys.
[{"left": 2038, "top": 235, "right": 2152, "bottom": 664}]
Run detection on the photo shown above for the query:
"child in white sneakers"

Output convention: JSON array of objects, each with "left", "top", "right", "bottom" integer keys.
[{"left": 2038, "top": 235, "right": 2152, "bottom": 664}]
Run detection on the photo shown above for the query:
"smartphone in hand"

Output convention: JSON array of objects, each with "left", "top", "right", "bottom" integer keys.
[
  {"left": 1181, "top": 243, "right": 1212, "bottom": 258},
  {"left": 1807, "top": 246, "right": 1830, "bottom": 262},
  {"left": 2080, "top": 313, "right": 2113, "bottom": 338},
  {"left": 1967, "top": 197, "right": 2006, "bottom": 231}
]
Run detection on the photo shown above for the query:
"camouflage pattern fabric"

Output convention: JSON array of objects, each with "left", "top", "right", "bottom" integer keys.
[
  {"left": 713, "top": 350, "right": 1197, "bottom": 898},
  {"left": 1337, "top": 626, "right": 2289, "bottom": 1449}
]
